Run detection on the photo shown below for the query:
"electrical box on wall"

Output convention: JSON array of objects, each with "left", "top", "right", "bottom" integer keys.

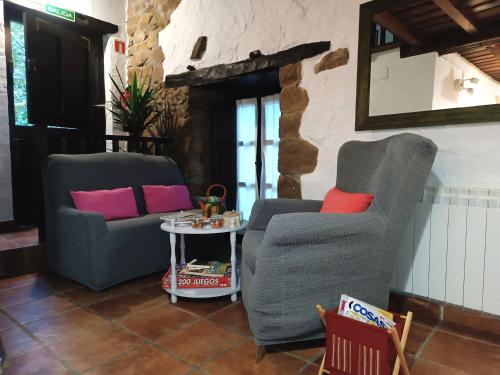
[{"left": 114, "top": 39, "right": 126, "bottom": 54}]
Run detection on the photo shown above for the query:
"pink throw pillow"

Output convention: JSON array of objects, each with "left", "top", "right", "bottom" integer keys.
[
  {"left": 70, "top": 187, "right": 140, "bottom": 221},
  {"left": 142, "top": 185, "right": 193, "bottom": 214}
]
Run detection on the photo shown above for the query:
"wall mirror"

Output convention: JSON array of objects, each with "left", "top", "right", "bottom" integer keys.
[{"left": 356, "top": 0, "right": 500, "bottom": 130}]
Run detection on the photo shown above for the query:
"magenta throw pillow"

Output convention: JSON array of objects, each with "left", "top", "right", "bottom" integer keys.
[
  {"left": 142, "top": 185, "right": 193, "bottom": 214},
  {"left": 70, "top": 187, "right": 140, "bottom": 221}
]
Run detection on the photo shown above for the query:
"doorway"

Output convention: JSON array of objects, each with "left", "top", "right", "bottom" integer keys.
[{"left": 4, "top": 2, "right": 116, "bottom": 226}]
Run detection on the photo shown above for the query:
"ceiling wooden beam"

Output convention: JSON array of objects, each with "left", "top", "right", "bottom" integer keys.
[
  {"left": 372, "top": 11, "right": 424, "bottom": 47},
  {"left": 432, "top": 0, "right": 478, "bottom": 34},
  {"left": 488, "top": 44, "right": 500, "bottom": 59},
  {"left": 401, "top": 19, "right": 500, "bottom": 58}
]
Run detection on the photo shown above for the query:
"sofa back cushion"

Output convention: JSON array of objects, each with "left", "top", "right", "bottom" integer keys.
[
  {"left": 143, "top": 185, "right": 193, "bottom": 214},
  {"left": 71, "top": 187, "right": 140, "bottom": 220},
  {"left": 43, "top": 153, "right": 186, "bottom": 215}
]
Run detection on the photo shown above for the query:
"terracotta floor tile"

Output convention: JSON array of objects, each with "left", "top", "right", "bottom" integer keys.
[
  {"left": 2, "top": 228, "right": 37, "bottom": 240},
  {"left": 422, "top": 330, "right": 500, "bottom": 374},
  {"left": 156, "top": 320, "right": 244, "bottom": 365},
  {"left": 89, "top": 344, "right": 193, "bottom": 375},
  {"left": 0, "top": 240, "right": 18, "bottom": 251},
  {"left": 202, "top": 340, "right": 307, "bottom": 375},
  {"left": 123, "top": 273, "right": 164, "bottom": 290},
  {"left": 4, "top": 294, "right": 78, "bottom": 324},
  {"left": 119, "top": 304, "right": 198, "bottom": 341},
  {"left": 138, "top": 284, "right": 166, "bottom": 298},
  {"left": 9, "top": 237, "right": 38, "bottom": 248},
  {"left": 406, "top": 322, "right": 433, "bottom": 355},
  {"left": 172, "top": 296, "right": 232, "bottom": 316},
  {"left": 4, "top": 348, "right": 69, "bottom": 375},
  {"left": 270, "top": 339, "right": 325, "bottom": 362},
  {"left": 64, "top": 285, "right": 130, "bottom": 305},
  {"left": 411, "top": 358, "right": 471, "bottom": 375},
  {"left": 48, "top": 325, "right": 141, "bottom": 372},
  {"left": 0, "top": 273, "right": 37, "bottom": 291},
  {"left": 88, "top": 291, "right": 163, "bottom": 320},
  {"left": 207, "top": 301, "right": 252, "bottom": 337},
  {"left": 2, "top": 325, "right": 42, "bottom": 359},
  {"left": 0, "top": 280, "right": 54, "bottom": 307},
  {"left": 300, "top": 364, "right": 321, "bottom": 375},
  {"left": 25, "top": 307, "right": 110, "bottom": 345},
  {"left": 0, "top": 311, "right": 17, "bottom": 332},
  {"left": 39, "top": 273, "right": 81, "bottom": 292}
]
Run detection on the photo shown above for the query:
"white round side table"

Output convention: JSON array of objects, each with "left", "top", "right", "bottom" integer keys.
[{"left": 160, "top": 221, "right": 247, "bottom": 303}]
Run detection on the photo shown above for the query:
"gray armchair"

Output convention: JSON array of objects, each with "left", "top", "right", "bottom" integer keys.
[{"left": 241, "top": 133, "right": 437, "bottom": 346}]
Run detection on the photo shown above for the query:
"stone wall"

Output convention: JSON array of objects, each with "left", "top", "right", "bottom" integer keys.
[
  {"left": 127, "top": 0, "right": 182, "bottom": 114},
  {"left": 278, "top": 62, "right": 318, "bottom": 198},
  {"left": 127, "top": 0, "right": 217, "bottom": 195},
  {"left": 127, "top": 0, "right": 179, "bottom": 86}
]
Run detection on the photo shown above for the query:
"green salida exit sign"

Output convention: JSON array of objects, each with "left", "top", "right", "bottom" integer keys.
[{"left": 45, "top": 4, "right": 76, "bottom": 22}]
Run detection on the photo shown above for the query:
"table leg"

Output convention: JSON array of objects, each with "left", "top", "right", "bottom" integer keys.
[
  {"left": 170, "top": 233, "right": 177, "bottom": 304},
  {"left": 230, "top": 231, "right": 237, "bottom": 302},
  {"left": 180, "top": 233, "right": 186, "bottom": 264}
]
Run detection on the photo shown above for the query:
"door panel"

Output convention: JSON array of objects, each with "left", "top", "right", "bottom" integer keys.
[
  {"left": 25, "top": 14, "right": 96, "bottom": 130},
  {"left": 9, "top": 10, "right": 106, "bottom": 225},
  {"left": 62, "top": 37, "right": 90, "bottom": 129}
]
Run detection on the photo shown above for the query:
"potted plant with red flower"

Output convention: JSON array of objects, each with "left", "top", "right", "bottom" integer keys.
[{"left": 108, "top": 71, "right": 158, "bottom": 149}]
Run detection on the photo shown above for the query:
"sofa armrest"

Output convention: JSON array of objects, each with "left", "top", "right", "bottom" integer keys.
[
  {"left": 56, "top": 208, "right": 107, "bottom": 255},
  {"left": 57, "top": 207, "right": 107, "bottom": 236},
  {"left": 247, "top": 199, "right": 322, "bottom": 230}
]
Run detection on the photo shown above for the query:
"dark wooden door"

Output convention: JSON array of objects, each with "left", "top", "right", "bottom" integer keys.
[
  {"left": 24, "top": 14, "right": 103, "bottom": 131},
  {"left": 7, "top": 9, "right": 105, "bottom": 225}
]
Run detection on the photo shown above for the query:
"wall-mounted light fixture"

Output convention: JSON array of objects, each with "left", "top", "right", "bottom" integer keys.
[{"left": 455, "top": 77, "right": 479, "bottom": 95}]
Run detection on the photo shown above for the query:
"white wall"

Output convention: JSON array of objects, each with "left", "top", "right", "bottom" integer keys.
[
  {"left": 432, "top": 53, "right": 500, "bottom": 110},
  {"left": 159, "top": 0, "right": 500, "bottom": 200},
  {"left": 369, "top": 48, "right": 435, "bottom": 116},
  {"left": 0, "top": 0, "right": 127, "bottom": 222},
  {"left": 369, "top": 48, "right": 500, "bottom": 116}
]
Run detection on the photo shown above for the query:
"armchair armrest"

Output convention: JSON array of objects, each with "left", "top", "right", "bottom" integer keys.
[
  {"left": 245, "top": 211, "right": 391, "bottom": 343},
  {"left": 247, "top": 199, "right": 323, "bottom": 230},
  {"left": 262, "top": 211, "right": 385, "bottom": 247}
]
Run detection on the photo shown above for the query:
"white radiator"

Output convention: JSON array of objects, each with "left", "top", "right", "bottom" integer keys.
[{"left": 393, "top": 186, "right": 500, "bottom": 316}]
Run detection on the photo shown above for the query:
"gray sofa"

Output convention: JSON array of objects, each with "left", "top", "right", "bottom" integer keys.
[
  {"left": 43, "top": 152, "right": 186, "bottom": 291},
  {"left": 242, "top": 133, "right": 437, "bottom": 346}
]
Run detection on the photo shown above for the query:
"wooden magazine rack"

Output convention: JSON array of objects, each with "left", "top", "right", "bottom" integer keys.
[{"left": 316, "top": 305, "right": 413, "bottom": 375}]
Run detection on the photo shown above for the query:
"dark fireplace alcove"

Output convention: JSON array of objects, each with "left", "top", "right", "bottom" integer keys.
[{"left": 164, "top": 41, "right": 331, "bottom": 209}]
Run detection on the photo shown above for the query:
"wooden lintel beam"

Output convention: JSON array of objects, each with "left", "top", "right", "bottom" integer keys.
[
  {"left": 373, "top": 11, "right": 424, "bottom": 47},
  {"left": 433, "top": 0, "right": 478, "bottom": 34},
  {"left": 165, "top": 41, "right": 331, "bottom": 88}
]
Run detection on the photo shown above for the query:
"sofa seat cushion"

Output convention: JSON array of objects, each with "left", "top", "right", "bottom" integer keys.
[
  {"left": 242, "top": 229, "right": 265, "bottom": 274},
  {"left": 104, "top": 213, "right": 165, "bottom": 245}
]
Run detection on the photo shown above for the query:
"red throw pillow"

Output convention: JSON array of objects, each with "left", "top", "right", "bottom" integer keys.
[
  {"left": 320, "top": 187, "right": 373, "bottom": 214},
  {"left": 70, "top": 187, "right": 140, "bottom": 221},
  {"left": 142, "top": 185, "right": 193, "bottom": 214}
]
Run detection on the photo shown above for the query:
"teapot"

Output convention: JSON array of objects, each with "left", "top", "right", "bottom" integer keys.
[{"left": 198, "top": 184, "right": 227, "bottom": 218}]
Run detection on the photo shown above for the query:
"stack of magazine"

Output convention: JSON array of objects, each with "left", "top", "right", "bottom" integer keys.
[{"left": 162, "top": 260, "right": 232, "bottom": 289}]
